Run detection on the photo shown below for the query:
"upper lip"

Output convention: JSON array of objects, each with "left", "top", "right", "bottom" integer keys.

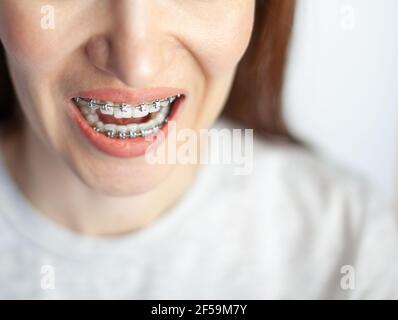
[{"left": 69, "top": 87, "right": 188, "bottom": 104}]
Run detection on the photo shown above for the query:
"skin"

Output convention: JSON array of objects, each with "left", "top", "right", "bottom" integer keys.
[{"left": 0, "top": 0, "right": 255, "bottom": 235}]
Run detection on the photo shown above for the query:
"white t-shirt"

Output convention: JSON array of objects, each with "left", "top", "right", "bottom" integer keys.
[{"left": 0, "top": 120, "right": 397, "bottom": 299}]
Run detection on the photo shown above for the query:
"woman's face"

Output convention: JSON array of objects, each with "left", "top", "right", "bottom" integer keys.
[{"left": 0, "top": 0, "right": 255, "bottom": 196}]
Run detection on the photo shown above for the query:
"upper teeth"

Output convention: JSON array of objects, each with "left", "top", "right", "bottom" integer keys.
[{"left": 73, "top": 94, "right": 180, "bottom": 119}]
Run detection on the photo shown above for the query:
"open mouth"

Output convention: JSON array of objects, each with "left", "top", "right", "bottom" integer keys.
[{"left": 72, "top": 94, "right": 183, "bottom": 139}]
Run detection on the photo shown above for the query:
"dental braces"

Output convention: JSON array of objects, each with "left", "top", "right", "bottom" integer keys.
[
  {"left": 74, "top": 94, "right": 180, "bottom": 115},
  {"left": 94, "top": 119, "right": 168, "bottom": 139},
  {"left": 73, "top": 94, "right": 178, "bottom": 139}
]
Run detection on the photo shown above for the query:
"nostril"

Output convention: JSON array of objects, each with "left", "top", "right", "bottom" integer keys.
[{"left": 86, "top": 35, "right": 111, "bottom": 73}]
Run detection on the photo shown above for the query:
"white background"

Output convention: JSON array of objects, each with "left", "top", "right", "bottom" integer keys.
[{"left": 284, "top": 0, "right": 398, "bottom": 201}]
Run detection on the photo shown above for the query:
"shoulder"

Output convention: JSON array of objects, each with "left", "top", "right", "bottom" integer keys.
[
  {"left": 210, "top": 117, "right": 397, "bottom": 257},
  {"left": 212, "top": 117, "right": 376, "bottom": 219},
  {"left": 210, "top": 119, "right": 398, "bottom": 298},
  {"left": 254, "top": 140, "right": 371, "bottom": 214}
]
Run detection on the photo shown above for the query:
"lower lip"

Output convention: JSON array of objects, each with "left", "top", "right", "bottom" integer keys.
[{"left": 68, "top": 97, "right": 184, "bottom": 158}]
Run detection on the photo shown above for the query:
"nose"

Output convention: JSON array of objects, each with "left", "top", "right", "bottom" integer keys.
[{"left": 85, "top": 0, "right": 168, "bottom": 87}]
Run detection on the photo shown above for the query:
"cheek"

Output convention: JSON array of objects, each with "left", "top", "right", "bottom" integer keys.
[
  {"left": 179, "top": 4, "right": 255, "bottom": 78},
  {"left": 0, "top": 2, "right": 63, "bottom": 71}
]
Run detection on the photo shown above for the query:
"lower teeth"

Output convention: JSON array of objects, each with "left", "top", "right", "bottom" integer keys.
[{"left": 101, "top": 123, "right": 165, "bottom": 139}]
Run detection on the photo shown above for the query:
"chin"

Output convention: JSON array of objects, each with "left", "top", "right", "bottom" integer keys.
[{"left": 73, "top": 159, "right": 175, "bottom": 197}]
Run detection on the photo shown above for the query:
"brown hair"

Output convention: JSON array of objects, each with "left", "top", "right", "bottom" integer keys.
[
  {"left": 224, "top": 0, "right": 297, "bottom": 142},
  {"left": 0, "top": 0, "right": 297, "bottom": 142}
]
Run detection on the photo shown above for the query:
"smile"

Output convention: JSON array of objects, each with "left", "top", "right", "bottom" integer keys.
[
  {"left": 68, "top": 87, "right": 187, "bottom": 158},
  {"left": 72, "top": 94, "right": 183, "bottom": 139}
]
